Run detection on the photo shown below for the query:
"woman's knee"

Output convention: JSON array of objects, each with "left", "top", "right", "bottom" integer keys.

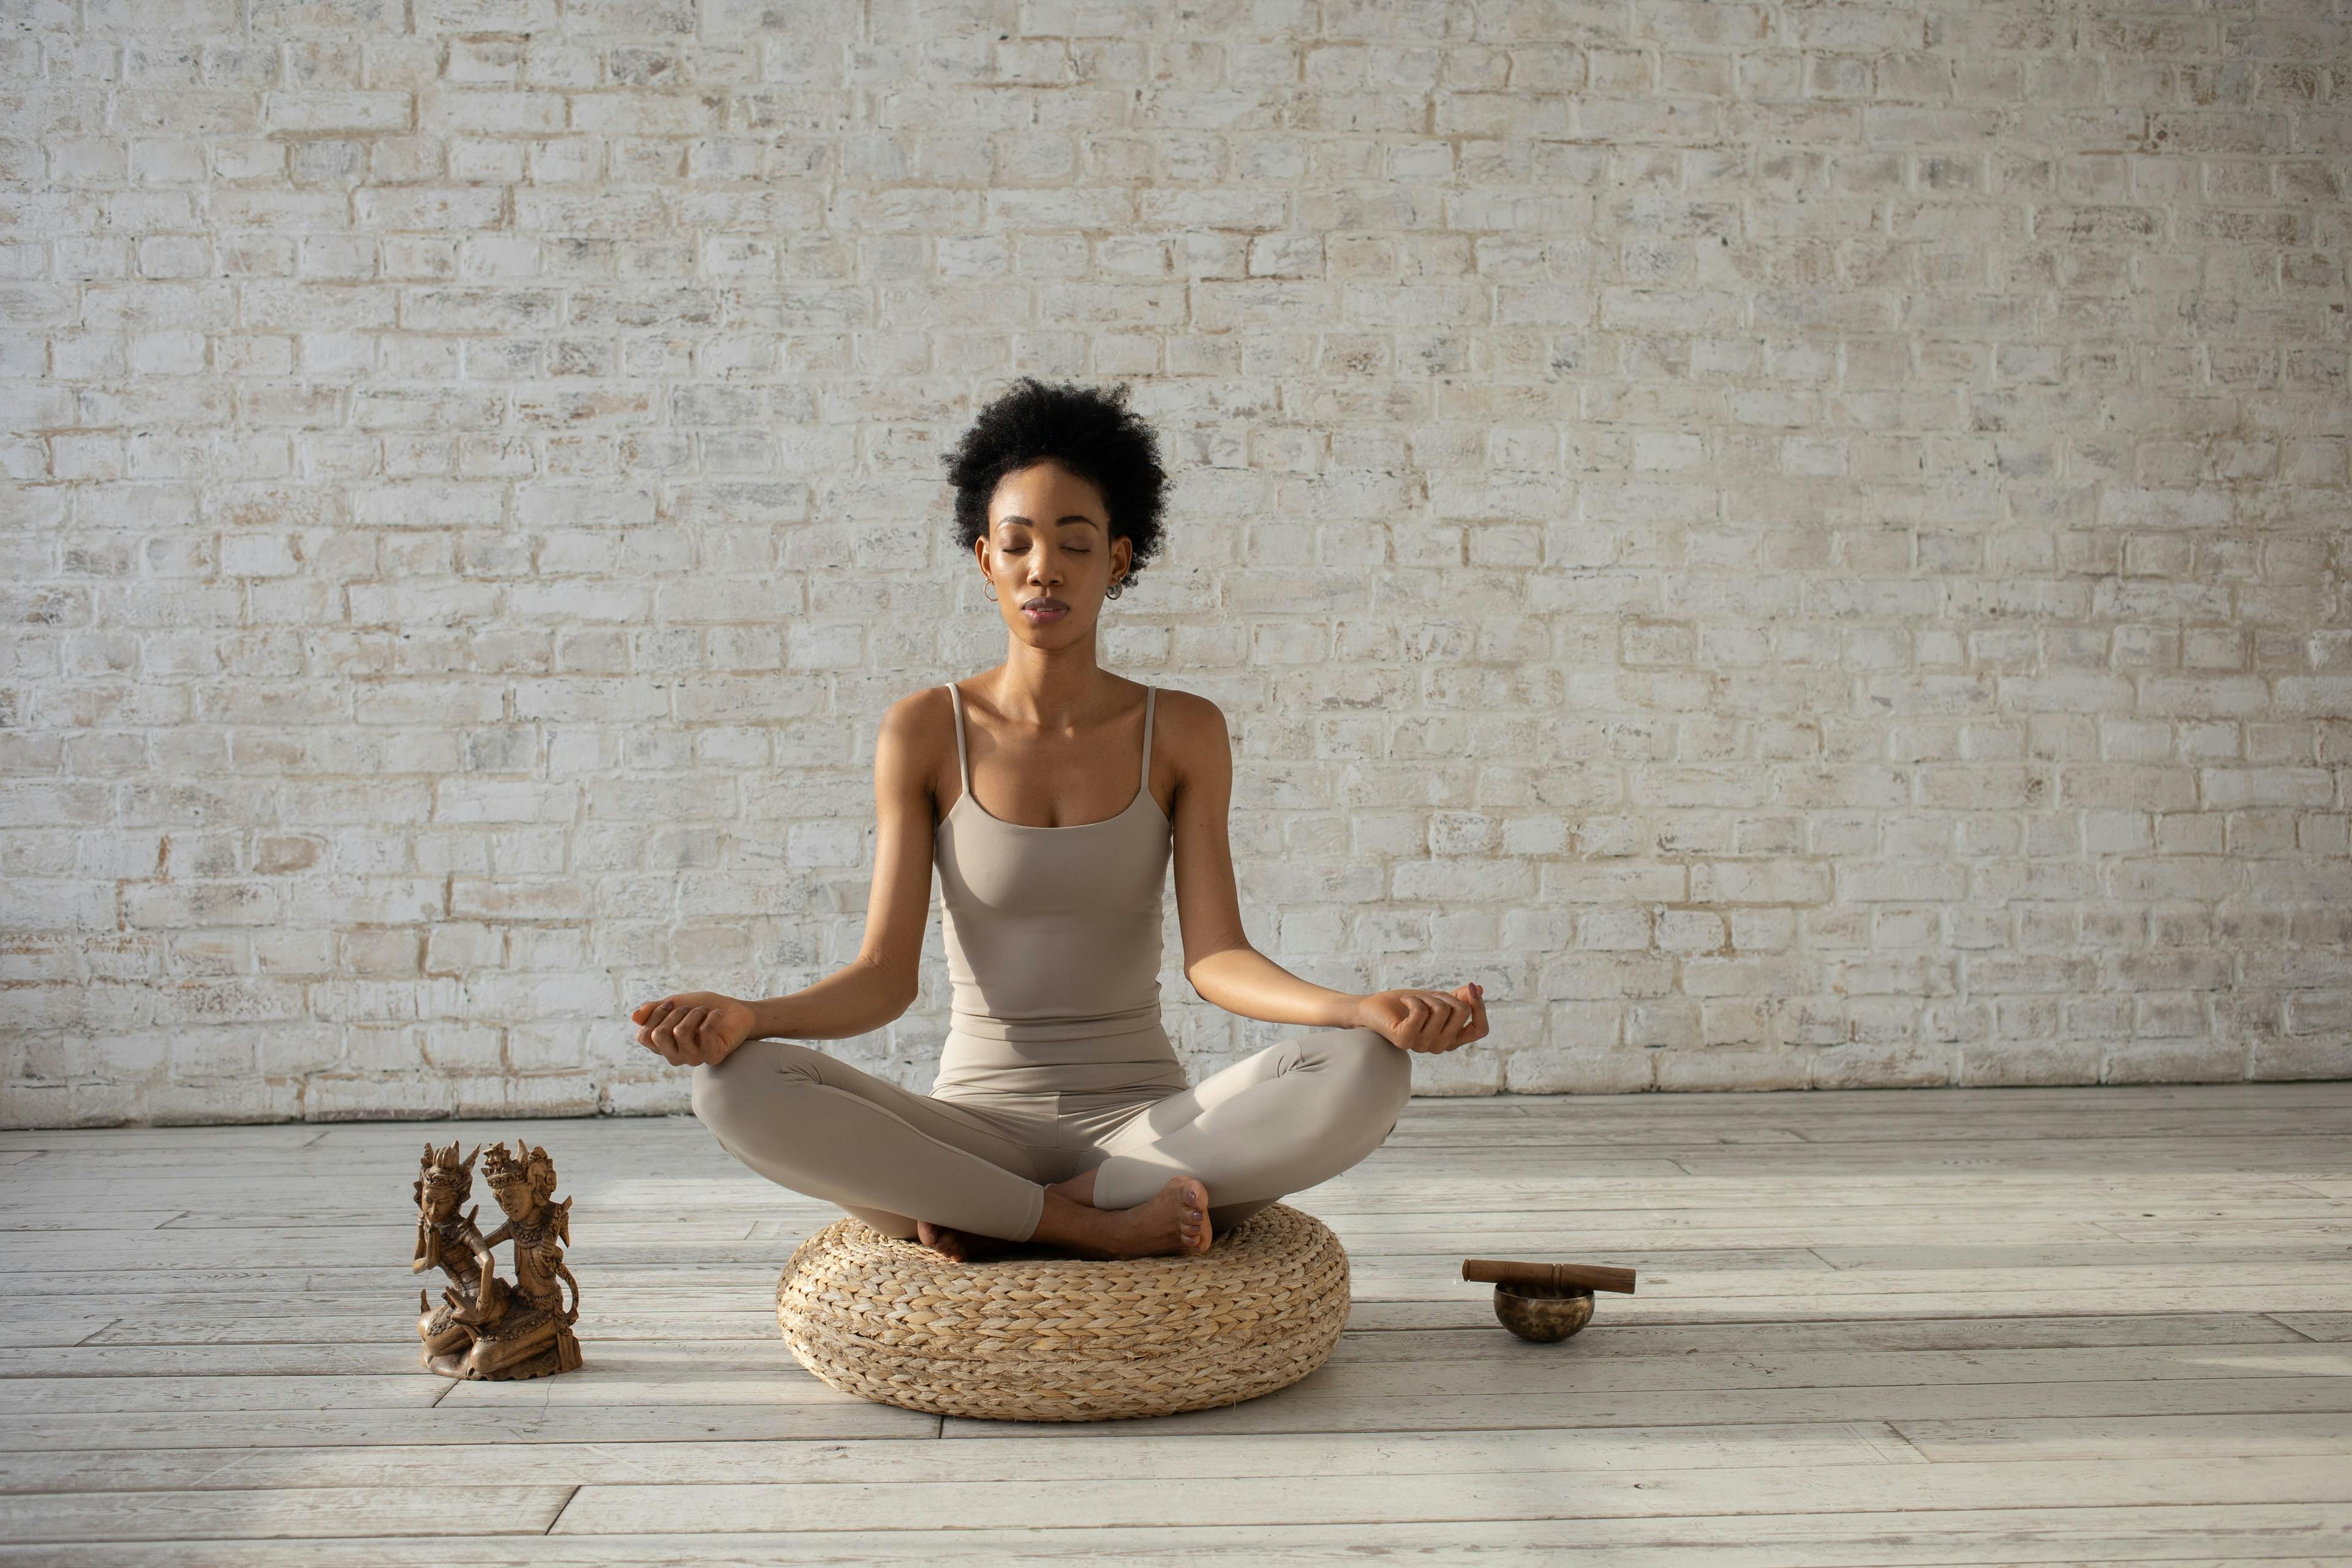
[
  {"left": 1322, "top": 1025, "right": 1415, "bottom": 1122},
  {"left": 689, "top": 1038, "right": 823, "bottom": 1139},
  {"left": 687, "top": 1054, "right": 742, "bottom": 1141}
]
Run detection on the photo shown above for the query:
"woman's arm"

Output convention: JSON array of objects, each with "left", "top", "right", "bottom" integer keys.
[
  {"left": 1166, "top": 692, "right": 1486, "bottom": 1054},
  {"left": 628, "top": 688, "right": 945, "bottom": 1068}
]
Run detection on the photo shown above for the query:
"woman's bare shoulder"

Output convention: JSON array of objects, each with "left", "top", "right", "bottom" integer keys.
[
  {"left": 1150, "top": 684, "right": 1224, "bottom": 725},
  {"left": 1150, "top": 686, "right": 1231, "bottom": 773},
  {"left": 874, "top": 684, "right": 961, "bottom": 800},
  {"left": 881, "top": 681, "right": 956, "bottom": 728}
]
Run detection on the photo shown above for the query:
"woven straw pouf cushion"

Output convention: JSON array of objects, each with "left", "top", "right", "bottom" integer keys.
[{"left": 776, "top": 1202, "right": 1349, "bottom": 1421}]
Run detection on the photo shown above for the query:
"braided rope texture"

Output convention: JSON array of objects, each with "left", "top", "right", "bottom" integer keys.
[{"left": 776, "top": 1202, "right": 1351, "bottom": 1422}]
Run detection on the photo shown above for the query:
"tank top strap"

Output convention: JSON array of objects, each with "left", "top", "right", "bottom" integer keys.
[
  {"left": 1139, "top": 685, "right": 1155, "bottom": 792},
  {"left": 942, "top": 683, "right": 971, "bottom": 795}
]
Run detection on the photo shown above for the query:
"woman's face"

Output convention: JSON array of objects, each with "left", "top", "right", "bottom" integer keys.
[{"left": 976, "top": 461, "right": 1131, "bottom": 643}]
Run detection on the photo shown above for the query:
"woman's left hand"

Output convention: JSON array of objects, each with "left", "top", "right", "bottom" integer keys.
[{"left": 1354, "top": 982, "right": 1485, "bottom": 1054}]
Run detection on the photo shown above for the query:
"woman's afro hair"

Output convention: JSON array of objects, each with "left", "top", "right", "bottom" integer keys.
[{"left": 941, "top": 376, "right": 1169, "bottom": 594}]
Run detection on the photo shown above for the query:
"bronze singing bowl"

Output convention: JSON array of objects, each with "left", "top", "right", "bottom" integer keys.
[{"left": 1492, "top": 1281, "right": 1595, "bottom": 1342}]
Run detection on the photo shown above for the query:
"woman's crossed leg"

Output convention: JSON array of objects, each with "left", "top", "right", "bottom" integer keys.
[
  {"left": 692, "top": 1039, "right": 1210, "bottom": 1259},
  {"left": 691, "top": 1029, "right": 1413, "bottom": 1260},
  {"left": 1071, "top": 1025, "right": 1414, "bottom": 1234}
]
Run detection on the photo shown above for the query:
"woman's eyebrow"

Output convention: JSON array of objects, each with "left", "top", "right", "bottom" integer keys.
[{"left": 997, "top": 514, "right": 1098, "bottom": 526}]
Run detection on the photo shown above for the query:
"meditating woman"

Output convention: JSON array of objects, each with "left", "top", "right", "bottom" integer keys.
[{"left": 630, "top": 377, "right": 1487, "bottom": 1262}]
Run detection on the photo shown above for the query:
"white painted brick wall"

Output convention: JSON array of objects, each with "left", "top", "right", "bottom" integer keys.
[{"left": 2, "top": 1, "right": 2348, "bottom": 1126}]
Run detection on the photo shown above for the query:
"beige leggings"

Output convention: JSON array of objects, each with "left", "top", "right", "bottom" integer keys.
[{"left": 691, "top": 1027, "right": 1414, "bottom": 1242}]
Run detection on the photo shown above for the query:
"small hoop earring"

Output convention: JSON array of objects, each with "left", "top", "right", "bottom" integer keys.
[
  {"left": 1107, "top": 578, "right": 1125, "bottom": 600},
  {"left": 983, "top": 579, "right": 998, "bottom": 601}
]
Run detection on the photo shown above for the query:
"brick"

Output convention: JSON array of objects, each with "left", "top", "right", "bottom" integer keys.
[{"left": 1690, "top": 862, "right": 1832, "bottom": 905}]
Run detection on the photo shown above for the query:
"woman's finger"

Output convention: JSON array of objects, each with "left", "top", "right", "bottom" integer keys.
[
  {"left": 1387, "top": 997, "right": 1417, "bottom": 1052},
  {"left": 1413, "top": 991, "right": 1461, "bottom": 1044},
  {"left": 1417, "top": 990, "right": 1471, "bottom": 1051},
  {"left": 1419, "top": 997, "right": 1454, "bottom": 1054}
]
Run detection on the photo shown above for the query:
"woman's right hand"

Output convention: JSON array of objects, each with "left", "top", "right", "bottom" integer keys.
[
  {"left": 631, "top": 991, "right": 758, "bottom": 1068},
  {"left": 1351, "top": 982, "right": 1485, "bottom": 1054}
]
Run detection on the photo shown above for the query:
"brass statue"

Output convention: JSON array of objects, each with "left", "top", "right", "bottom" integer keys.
[
  {"left": 410, "top": 1141, "right": 496, "bottom": 1367},
  {"left": 409, "top": 1137, "right": 583, "bottom": 1381}
]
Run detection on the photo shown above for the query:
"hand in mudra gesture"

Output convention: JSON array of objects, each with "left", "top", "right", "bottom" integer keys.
[
  {"left": 631, "top": 991, "right": 757, "bottom": 1068},
  {"left": 1355, "top": 982, "right": 1486, "bottom": 1054}
]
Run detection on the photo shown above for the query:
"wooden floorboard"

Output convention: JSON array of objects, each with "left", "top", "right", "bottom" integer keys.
[{"left": 0, "top": 1081, "right": 2346, "bottom": 1562}]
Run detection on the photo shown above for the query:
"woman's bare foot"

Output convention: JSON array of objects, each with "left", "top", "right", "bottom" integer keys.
[
  {"left": 1033, "top": 1174, "right": 1212, "bottom": 1260},
  {"left": 914, "top": 1218, "right": 1014, "bottom": 1263}
]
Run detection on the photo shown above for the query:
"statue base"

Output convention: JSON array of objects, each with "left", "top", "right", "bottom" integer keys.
[{"left": 424, "top": 1321, "right": 584, "bottom": 1381}]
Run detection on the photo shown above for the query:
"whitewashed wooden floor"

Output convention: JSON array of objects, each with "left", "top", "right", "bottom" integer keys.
[{"left": 1, "top": 1082, "right": 2348, "bottom": 1566}]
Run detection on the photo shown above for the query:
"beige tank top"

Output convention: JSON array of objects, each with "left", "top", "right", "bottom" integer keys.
[{"left": 931, "top": 682, "right": 1180, "bottom": 1092}]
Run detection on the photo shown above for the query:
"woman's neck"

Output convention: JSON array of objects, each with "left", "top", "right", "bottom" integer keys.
[{"left": 981, "top": 647, "right": 1124, "bottom": 730}]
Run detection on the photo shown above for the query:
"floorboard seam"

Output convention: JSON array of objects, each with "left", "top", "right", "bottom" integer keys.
[
  {"left": 2265, "top": 1313, "right": 2326, "bottom": 1343},
  {"left": 1871, "top": 1420, "right": 1936, "bottom": 1464}
]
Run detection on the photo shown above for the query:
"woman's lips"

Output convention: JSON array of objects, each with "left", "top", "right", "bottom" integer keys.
[{"left": 1022, "top": 601, "right": 1068, "bottom": 622}]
